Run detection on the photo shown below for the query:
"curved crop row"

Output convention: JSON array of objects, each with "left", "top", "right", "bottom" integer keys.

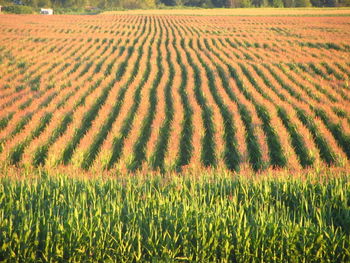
[
  {"left": 182, "top": 38, "right": 216, "bottom": 167},
  {"left": 150, "top": 36, "right": 175, "bottom": 171},
  {"left": 194, "top": 40, "right": 240, "bottom": 171},
  {"left": 107, "top": 30, "right": 156, "bottom": 170}
]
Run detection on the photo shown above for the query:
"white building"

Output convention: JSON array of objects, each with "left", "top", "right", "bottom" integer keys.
[{"left": 40, "top": 8, "right": 53, "bottom": 15}]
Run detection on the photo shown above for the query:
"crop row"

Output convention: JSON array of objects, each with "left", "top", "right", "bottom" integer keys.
[{"left": 0, "top": 15, "right": 349, "bottom": 172}]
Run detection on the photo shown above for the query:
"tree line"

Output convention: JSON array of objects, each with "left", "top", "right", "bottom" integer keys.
[{"left": 1, "top": 0, "right": 349, "bottom": 14}]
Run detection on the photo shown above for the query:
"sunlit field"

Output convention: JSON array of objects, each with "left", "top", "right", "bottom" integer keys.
[
  {"left": 0, "top": 10, "right": 350, "bottom": 262},
  {"left": 1, "top": 13, "right": 350, "bottom": 173},
  {"left": 104, "top": 7, "right": 350, "bottom": 16}
]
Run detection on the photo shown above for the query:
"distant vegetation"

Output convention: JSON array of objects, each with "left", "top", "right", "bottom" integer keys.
[
  {"left": 1, "top": 4, "right": 34, "bottom": 13},
  {"left": 0, "top": 0, "right": 349, "bottom": 13}
]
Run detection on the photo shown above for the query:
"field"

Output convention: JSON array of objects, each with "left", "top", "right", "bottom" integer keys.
[
  {"left": 103, "top": 7, "right": 350, "bottom": 16},
  {"left": 1, "top": 13, "right": 350, "bottom": 174},
  {"left": 0, "top": 171, "right": 349, "bottom": 262},
  {"left": 0, "top": 9, "right": 350, "bottom": 262}
]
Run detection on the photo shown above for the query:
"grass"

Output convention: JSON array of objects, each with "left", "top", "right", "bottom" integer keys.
[{"left": 0, "top": 168, "right": 349, "bottom": 262}]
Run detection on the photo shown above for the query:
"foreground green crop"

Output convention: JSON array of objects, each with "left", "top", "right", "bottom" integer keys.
[{"left": 0, "top": 171, "right": 350, "bottom": 262}]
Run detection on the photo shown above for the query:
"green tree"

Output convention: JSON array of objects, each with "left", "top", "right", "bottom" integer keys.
[
  {"left": 271, "top": 0, "right": 283, "bottom": 6},
  {"left": 37, "top": 0, "right": 50, "bottom": 7},
  {"left": 211, "top": 0, "right": 225, "bottom": 6},
  {"left": 225, "top": 0, "right": 238, "bottom": 7},
  {"left": 144, "top": 0, "right": 156, "bottom": 7},
  {"left": 23, "top": 0, "right": 38, "bottom": 7},
  {"left": 159, "top": 0, "right": 177, "bottom": 5},
  {"left": 325, "top": 0, "right": 337, "bottom": 6},
  {"left": 295, "top": 0, "right": 311, "bottom": 7},
  {"left": 282, "top": 0, "right": 294, "bottom": 7},
  {"left": 239, "top": 0, "right": 251, "bottom": 7},
  {"left": 252, "top": 0, "right": 268, "bottom": 6}
]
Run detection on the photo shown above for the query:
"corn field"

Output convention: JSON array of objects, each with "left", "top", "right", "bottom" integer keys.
[
  {"left": 1, "top": 14, "right": 350, "bottom": 173},
  {"left": 0, "top": 11, "right": 350, "bottom": 262},
  {"left": 0, "top": 170, "right": 350, "bottom": 262}
]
